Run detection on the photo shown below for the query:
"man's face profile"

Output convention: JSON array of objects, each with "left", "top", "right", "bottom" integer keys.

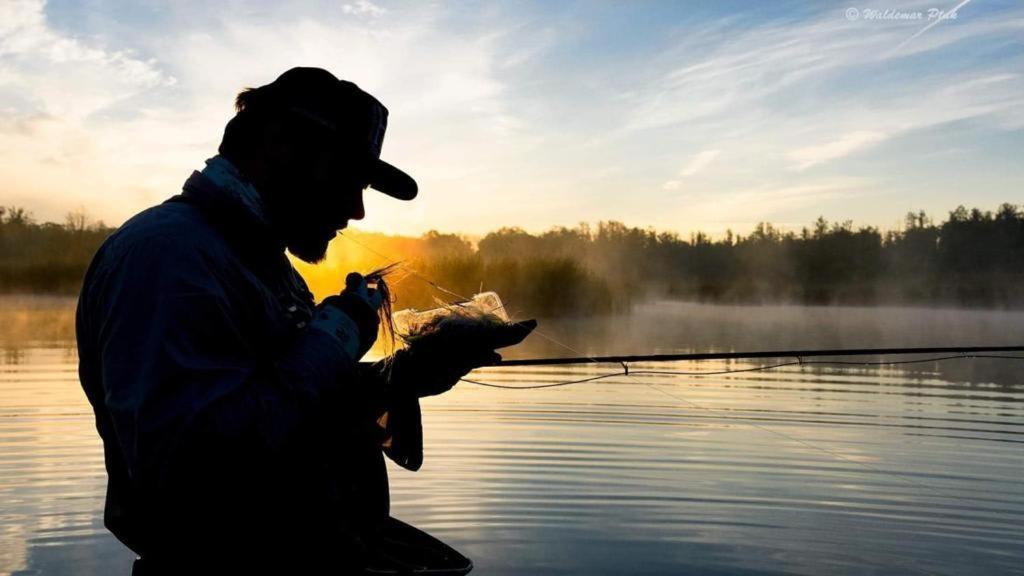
[
  {"left": 214, "top": 69, "right": 416, "bottom": 263},
  {"left": 263, "top": 133, "right": 368, "bottom": 264}
]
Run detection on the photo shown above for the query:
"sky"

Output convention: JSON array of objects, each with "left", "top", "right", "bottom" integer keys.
[{"left": 0, "top": 0, "right": 1022, "bottom": 237}]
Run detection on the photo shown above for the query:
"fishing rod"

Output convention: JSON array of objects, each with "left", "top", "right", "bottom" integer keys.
[
  {"left": 455, "top": 345, "right": 1024, "bottom": 389},
  {"left": 491, "top": 345, "right": 1024, "bottom": 367}
]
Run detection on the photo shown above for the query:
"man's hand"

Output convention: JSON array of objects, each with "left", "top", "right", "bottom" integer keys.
[
  {"left": 310, "top": 272, "right": 381, "bottom": 359},
  {"left": 389, "top": 346, "right": 501, "bottom": 398},
  {"left": 386, "top": 317, "right": 535, "bottom": 397}
]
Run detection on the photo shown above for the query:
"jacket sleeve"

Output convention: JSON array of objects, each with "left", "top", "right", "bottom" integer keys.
[
  {"left": 358, "top": 357, "right": 423, "bottom": 471},
  {"left": 88, "top": 234, "right": 360, "bottom": 499}
]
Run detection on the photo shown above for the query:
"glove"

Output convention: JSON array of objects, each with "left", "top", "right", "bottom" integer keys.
[
  {"left": 387, "top": 316, "right": 534, "bottom": 398},
  {"left": 388, "top": 342, "right": 502, "bottom": 399},
  {"left": 309, "top": 272, "right": 381, "bottom": 359}
]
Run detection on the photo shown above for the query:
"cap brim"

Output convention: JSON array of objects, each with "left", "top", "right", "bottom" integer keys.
[{"left": 369, "top": 160, "right": 417, "bottom": 200}]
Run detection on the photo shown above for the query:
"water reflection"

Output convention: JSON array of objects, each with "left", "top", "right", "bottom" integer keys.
[{"left": 1, "top": 298, "right": 1022, "bottom": 575}]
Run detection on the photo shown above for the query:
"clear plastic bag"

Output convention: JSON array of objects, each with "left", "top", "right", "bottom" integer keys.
[
  {"left": 393, "top": 292, "right": 508, "bottom": 337},
  {"left": 392, "top": 292, "right": 534, "bottom": 351}
]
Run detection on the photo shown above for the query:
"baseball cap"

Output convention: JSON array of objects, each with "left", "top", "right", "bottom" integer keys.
[{"left": 242, "top": 67, "right": 417, "bottom": 201}]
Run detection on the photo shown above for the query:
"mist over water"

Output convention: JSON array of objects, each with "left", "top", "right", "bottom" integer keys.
[
  {"left": 1, "top": 299, "right": 1021, "bottom": 575},
  {"left": 512, "top": 301, "right": 1024, "bottom": 387}
]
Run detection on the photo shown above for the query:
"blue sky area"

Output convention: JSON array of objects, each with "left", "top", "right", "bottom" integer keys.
[{"left": 1, "top": 0, "right": 1021, "bottom": 235}]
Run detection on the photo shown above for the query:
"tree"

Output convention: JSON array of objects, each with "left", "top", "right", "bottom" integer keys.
[{"left": 65, "top": 209, "right": 89, "bottom": 233}]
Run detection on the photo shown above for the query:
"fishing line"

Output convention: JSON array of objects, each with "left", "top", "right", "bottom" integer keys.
[
  {"left": 462, "top": 361, "right": 803, "bottom": 388},
  {"left": 337, "top": 232, "right": 1020, "bottom": 497}
]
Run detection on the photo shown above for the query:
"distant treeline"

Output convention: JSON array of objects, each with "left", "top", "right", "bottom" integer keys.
[
  {"left": 301, "top": 203, "right": 1024, "bottom": 315},
  {"left": 4, "top": 203, "right": 1024, "bottom": 314},
  {"left": 0, "top": 207, "right": 114, "bottom": 293}
]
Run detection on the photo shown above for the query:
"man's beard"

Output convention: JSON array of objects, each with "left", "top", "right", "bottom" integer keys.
[
  {"left": 287, "top": 232, "right": 331, "bottom": 264},
  {"left": 263, "top": 173, "right": 334, "bottom": 264}
]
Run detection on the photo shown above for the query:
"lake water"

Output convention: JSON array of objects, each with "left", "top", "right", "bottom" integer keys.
[{"left": 1, "top": 298, "right": 1022, "bottom": 575}]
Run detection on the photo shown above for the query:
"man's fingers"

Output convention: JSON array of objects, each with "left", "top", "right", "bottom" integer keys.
[{"left": 345, "top": 272, "right": 366, "bottom": 291}]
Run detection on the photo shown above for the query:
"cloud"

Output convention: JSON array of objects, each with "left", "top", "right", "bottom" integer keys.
[
  {"left": 342, "top": 0, "right": 386, "bottom": 17},
  {"left": 679, "top": 149, "right": 720, "bottom": 176},
  {"left": 788, "top": 131, "right": 888, "bottom": 171},
  {"left": 0, "top": 0, "right": 175, "bottom": 120},
  {"left": 662, "top": 149, "right": 720, "bottom": 190}
]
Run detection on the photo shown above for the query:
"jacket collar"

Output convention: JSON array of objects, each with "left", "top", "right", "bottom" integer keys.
[
  {"left": 199, "top": 155, "right": 270, "bottom": 226},
  {"left": 178, "top": 168, "right": 287, "bottom": 258}
]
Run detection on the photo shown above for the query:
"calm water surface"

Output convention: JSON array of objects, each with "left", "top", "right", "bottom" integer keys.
[{"left": 1, "top": 299, "right": 1022, "bottom": 575}]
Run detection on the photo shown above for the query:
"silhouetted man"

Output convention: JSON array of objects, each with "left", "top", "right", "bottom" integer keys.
[{"left": 76, "top": 67, "right": 494, "bottom": 574}]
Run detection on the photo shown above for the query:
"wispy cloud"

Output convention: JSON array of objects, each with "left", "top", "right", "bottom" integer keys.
[
  {"left": 788, "top": 131, "right": 887, "bottom": 171},
  {"left": 892, "top": 0, "right": 973, "bottom": 54},
  {"left": 662, "top": 149, "right": 720, "bottom": 190},
  {"left": 680, "top": 149, "right": 721, "bottom": 176},
  {"left": 620, "top": 5, "right": 1023, "bottom": 138}
]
